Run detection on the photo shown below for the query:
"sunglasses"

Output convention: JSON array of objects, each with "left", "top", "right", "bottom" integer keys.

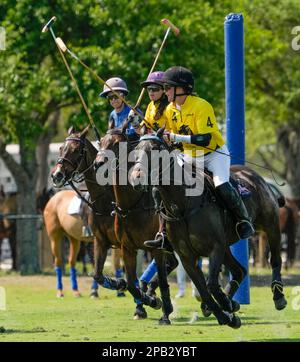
[
  {"left": 147, "top": 86, "right": 162, "bottom": 93},
  {"left": 107, "top": 92, "right": 124, "bottom": 101}
]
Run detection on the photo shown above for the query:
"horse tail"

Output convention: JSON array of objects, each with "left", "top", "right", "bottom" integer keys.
[{"left": 267, "top": 182, "right": 286, "bottom": 208}]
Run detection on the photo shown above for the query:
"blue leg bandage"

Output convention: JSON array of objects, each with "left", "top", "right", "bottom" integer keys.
[
  {"left": 115, "top": 268, "right": 123, "bottom": 279},
  {"left": 70, "top": 267, "right": 78, "bottom": 291},
  {"left": 140, "top": 259, "right": 157, "bottom": 283},
  {"left": 91, "top": 279, "right": 98, "bottom": 290},
  {"left": 55, "top": 266, "right": 63, "bottom": 290}
]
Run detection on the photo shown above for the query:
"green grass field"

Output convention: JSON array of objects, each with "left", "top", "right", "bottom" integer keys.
[{"left": 0, "top": 271, "right": 300, "bottom": 342}]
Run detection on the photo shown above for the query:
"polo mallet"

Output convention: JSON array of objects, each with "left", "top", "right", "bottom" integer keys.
[
  {"left": 42, "top": 17, "right": 100, "bottom": 141},
  {"left": 134, "top": 18, "right": 180, "bottom": 109},
  {"left": 54, "top": 37, "right": 135, "bottom": 112},
  {"left": 55, "top": 35, "right": 158, "bottom": 130}
]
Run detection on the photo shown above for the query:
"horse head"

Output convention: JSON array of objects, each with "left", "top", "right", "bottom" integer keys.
[
  {"left": 129, "top": 127, "right": 174, "bottom": 192},
  {"left": 94, "top": 121, "right": 138, "bottom": 171},
  {"left": 51, "top": 125, "right": 91, "bottom": 188}
]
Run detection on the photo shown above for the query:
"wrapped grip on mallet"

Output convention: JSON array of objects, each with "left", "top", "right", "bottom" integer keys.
[
  {"left": 55, "top": 37, "right": 67, "bottom": 52},
  {"left": 161, "top": 18, "right": 180, "bottom": 35}
]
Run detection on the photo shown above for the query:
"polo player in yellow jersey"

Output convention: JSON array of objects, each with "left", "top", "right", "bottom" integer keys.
[{"left": 144, "top": 66, "right": 255, "bottom": 251}]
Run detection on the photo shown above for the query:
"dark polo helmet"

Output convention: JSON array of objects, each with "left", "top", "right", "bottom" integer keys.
[{"left": 161, "top": 66, "right": 194, "bottom": 93}]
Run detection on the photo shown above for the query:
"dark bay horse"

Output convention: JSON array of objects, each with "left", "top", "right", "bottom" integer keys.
[
  {"left": 51, "top": 127, "right": 167, "bottom": 320},
  {"left": 95, "top": 126, "right": 179, "bottom": 324},
  {"left": 130, "top": 129, "right": 287, "bottom": 328}
]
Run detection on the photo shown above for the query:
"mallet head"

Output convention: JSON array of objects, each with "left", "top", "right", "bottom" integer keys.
[
  {"left": 42, "top": 16, "right": 57, "bottom": 33},
  {"left": 161, "top": 18, "right": 180, "bottom": 36}
]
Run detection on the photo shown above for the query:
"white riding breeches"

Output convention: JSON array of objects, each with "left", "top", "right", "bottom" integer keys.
[
  {"left": 177, "top": 144, "right": 230, "bottom": 188},
  {"left": 203, "top": 145, "right": 230, "bottom": 187}
]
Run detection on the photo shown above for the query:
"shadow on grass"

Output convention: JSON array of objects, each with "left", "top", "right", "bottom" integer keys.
[{"left": 0, "top": 327, "right": 47, "bottom": 334}]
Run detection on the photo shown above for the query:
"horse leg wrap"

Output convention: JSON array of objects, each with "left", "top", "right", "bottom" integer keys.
[
  {"left": 224, "top": 280, "right": 240, "bottom": 299},
  {"left": 115, "top": 268, "right": 123, "bottom": 279},
  {"left": 139, "top": 259, "right": 157, "bottom": 284},
  {"left": 101, "top": 276, "right": 127, "bottom": 291},
  {"left": 70, "top": 267, "right": 78, "bottom": 291},
  {"left": 91, "top": 279, "right": 99, "bottom": 290},
  {"left": 160, "top": 288, "right": 173, "bottom": 316},
  {"left": 271, "top": 280, "right": 284, "bottom": 300},
  {"left": 272, "top": 266, "right": 282, "bottom": 284},
  {"left": 147, "top": 280, "right": 159, "bottom": 296},
  {"left": 208, "top": 284, "right": 233, "bottom": 312},
  {"left": 140, "top": 290, "right": 161, "bottom": 309},
  {"left": 55, "top": 266, "right": 63, "bottom": 291}
]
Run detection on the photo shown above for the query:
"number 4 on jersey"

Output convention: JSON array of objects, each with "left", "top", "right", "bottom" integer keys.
[{"left": 207, "top": 117, "right": 213, "bottom": 128}]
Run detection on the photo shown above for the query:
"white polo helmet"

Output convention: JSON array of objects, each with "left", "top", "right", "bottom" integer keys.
[{"left": 99, "top": 77, "right": 129, "bottom": 98}]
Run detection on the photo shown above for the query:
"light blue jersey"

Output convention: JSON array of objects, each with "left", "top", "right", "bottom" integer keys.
[{"left": 109, "top": 104, "right": 137, "bottom": 135}]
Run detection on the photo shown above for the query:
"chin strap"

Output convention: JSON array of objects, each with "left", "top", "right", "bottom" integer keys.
[{"left": 173, "top": 86, "right": 190, "bottom": 101}]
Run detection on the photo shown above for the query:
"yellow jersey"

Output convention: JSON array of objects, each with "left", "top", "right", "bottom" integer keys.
[
  {"left": 165, "top": 95, "right": 225, "bottom": 156},
  {"left": 141, "top": 100, "right": 169, "bottom": 131}
]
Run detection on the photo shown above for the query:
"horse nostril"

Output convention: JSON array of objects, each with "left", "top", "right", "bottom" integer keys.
[{"left": 52, "top": 171, "right": 63, "bottom": 181}]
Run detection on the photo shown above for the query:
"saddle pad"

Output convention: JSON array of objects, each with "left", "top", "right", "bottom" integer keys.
[{"left": 67, "top": 195, "right": 82, "bottom": 215}]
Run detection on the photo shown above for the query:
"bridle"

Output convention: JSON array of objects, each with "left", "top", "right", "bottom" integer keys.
[
  {"left": 57, "top": 136, "right": 94, "bottom": 184},
  {"left": 135, "top": 134, "right": 176, "bottom": 184},
  {"left": 56, "top": 136, "right": 104, "bottom": 213}
]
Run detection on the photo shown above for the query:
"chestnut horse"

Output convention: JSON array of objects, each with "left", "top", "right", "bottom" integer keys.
[
  {"left": 130, "top": 129, "right": 287, "bottom": 328},
  {"left": 43, "top": 189, "right": 98, "bottom": 297},
  {"left": 52, "top": 127, "right": 178, "bottom": 323}
]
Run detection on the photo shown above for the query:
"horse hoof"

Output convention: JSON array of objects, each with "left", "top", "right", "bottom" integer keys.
[
  {"left": 134, "top": 307, "right": 147, "bottom": 320},
  {"left": 56, "top": 291, "right": 64, "bottom": 298},
  {"left": 274, "top": 296, "right": 287, "bottom": 310},
  {"left": 232, "top": 300, "right": 240, "bottom": 312},
  {"left": 90, "top": 291, "right": 99, "bottom": 299},
  {"left": 158, "top": 317, "right": 171, "bottom": 325},
  {"left": 201, "top": 302, "right": 212, "bottom": 318},
  {"left": 117, "top": 291, "right": 126, "bottom": 297},
  {"left": 73, "top": 291, "right": 82, "bottom": 298},
  {"left": 154, "top": 297, "right": 162, "bottom": 310},
  {"left": 228, "top": 314, "right": 242, "bottom": 329}
]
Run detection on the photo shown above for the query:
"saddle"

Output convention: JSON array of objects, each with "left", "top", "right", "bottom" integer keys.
[{"left": 203, "top": 168, "right": 252, "bottom": 199}]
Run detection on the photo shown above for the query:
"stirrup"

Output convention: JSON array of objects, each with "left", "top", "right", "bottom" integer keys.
[
  {"left": 144, "top": 232, "right": 164, "bottom": 248},
  {"left": 154, "top": 232, "right": 173, "bottom": 253},
  {"left": 235, "top": 220, "right": 255, "bottom": 239}
]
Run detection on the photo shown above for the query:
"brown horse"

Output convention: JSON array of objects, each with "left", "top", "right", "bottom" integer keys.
[
  {"left": 130, "top": 129, "right": 287, "bottom": 328},
  {"left": 52, "top": 127, "right": 178, "bottom": 323},
  {"left": 279, "top": 199, "right": 299, "bottom": 267}
]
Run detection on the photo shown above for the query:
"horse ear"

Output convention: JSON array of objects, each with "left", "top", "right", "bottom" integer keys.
[
  {"left": 157, "top": 126, "right": 166, "bottom": 138},
  {"left": 80, "top": 125, "right": 90, "bottom": 139},
  {"left": 68, "top": 126, "right": 76, "bottom": 135}
]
